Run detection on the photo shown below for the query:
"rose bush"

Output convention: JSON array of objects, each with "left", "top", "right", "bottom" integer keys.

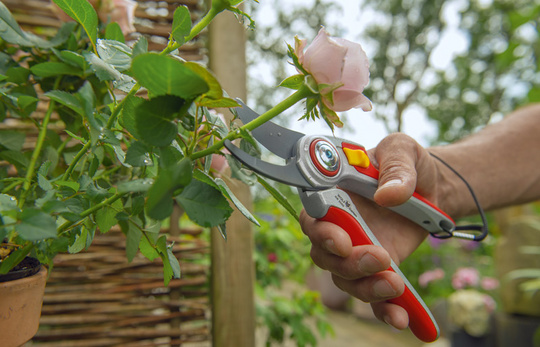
[{"left": 0, "top": 0, "right": 372, "bottom": 286}]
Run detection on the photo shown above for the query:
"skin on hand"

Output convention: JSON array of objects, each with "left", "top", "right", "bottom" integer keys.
[
  {"left": 300, "top": 133, "right": 441, "bottom": 330},
  {"left": 300, "top": 103, "right": 540, "bottom": 330}
]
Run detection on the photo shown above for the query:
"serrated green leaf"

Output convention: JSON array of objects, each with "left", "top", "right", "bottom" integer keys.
[
  {"left": 58, "top": 50, "right": 87, "bottom": 69},
  {"left": 139, "top": 234, "right": 160, "bottom": 261},
  {"left": 0, "top": 194, "right": 19, "bottom": 228},
  {"left": 52, "top": 0, "right": 98, "bottom": 48},
  {"left": 117, "top": 178, "right": 154, "bottom": 193},
  {"left": 54, "top": 180, "right": 80, "bottom": 192},
  {"left": 256, "top": 175, "right": 299, "bottom": 221},
  {"left": 0, "top": 130, "right": 25, "bottom": 151},
  {"left": 134, "top": 95, "right": 185, "bottom": 147},
  {"left": 125, "top": 141, "right": 152, "bottom": 167},
  {"left": 6, "top": 67, "right": 30, "bottom": 84},
  {"left": 18, "top": 95, "right": 39, "bottom": 112},
  {"left": 83, "top": 51, "right": 122, "bottom": 81},
  {"left": 171, "top": 6, "right": 191, "bottom": 45},
  {"left": 30, "top": 62, "right": 82, "bottom": 78},
  {"left": 45, "top": 90, "right": 85, "bottom": 116},
  {"left": 215, "top": 177, "right": 260, "bottom": 226},
  {"left": 156, "top": 235, "right": 173, "bottom": 286},
  {"left": 68, "top": 227, "right": 88, "bottom": 253},
  {"left": 96, "top": 39, "right": 132, "bottom": 71},
  {"left": 132, "top": 36, "right": 148, "bottom": 57},
  {"left": 105, "top": 22, "right": 125, "bottom": 43},
  {"left": 131, "top": 53, "right": 209, "bottom": 99},
  {"left": 126, "top": 224, "right": 142, "bottom": 262},
  {"left": 198, "top": 97, "right": 240, "bottom": 108},
  {"left": 37, "top": 173, "right": 53, "bottom": 191},
  {"left": 184, "top": 61, "right": 223, "bottom": 100},
  {"left": 120, "top": 95, "right": 145, "bottom": 139},
  {"left": 203, "top": 108, "right": 230, "bottom": 138},
  {"left": 0, "top": 2, "right": 40, "bottom": 47},
  {"left": 167, "top": 247, "right": 181, "bottom": 278},
  {"left": 279, "top": 74, "right": 304, "bottom": 90},
  {"left": 0, "top": 150, "right": 29, "bottom": 169},
  {"left": 15, "top": 208, "right": 58, "bottom": 241},
  {"left": 176, "top": 178, "right": 233, "bottom": 228},
  {"left": 99, "top": 200, "right": 121, "bottom": 227},
  {"left": 193, "top": 170, "right": 259, "bottom": 226},
  {"left": 146, "top": 158, "right": 193, "bottom": 220}
]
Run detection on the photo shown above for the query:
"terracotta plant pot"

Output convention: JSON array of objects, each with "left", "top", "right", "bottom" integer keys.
[{"left": 0, "top": 261, "right": 47, "bottom": 347}]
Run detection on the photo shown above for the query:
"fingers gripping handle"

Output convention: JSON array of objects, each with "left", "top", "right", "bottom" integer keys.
[{"left": 300, "top": 188, "right": 440, "bottom": 343}]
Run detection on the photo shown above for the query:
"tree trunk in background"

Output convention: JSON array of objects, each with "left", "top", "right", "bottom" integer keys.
[{"left": 208, "top": 6, "right": 256, "bottom": 347}]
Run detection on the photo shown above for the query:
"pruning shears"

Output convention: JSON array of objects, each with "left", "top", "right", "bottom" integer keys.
[{"left": 224, "top": 100, "right": 457, "bottom": 343}]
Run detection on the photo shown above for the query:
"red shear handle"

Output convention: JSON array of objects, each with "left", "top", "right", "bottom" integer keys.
[{"left": 320, "top": 205, "right": 439, "bottom": 343}]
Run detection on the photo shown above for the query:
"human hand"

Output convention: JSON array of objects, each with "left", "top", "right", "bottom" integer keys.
[{"left": 300, "top": 133, "right": 444, "bottom": 330}]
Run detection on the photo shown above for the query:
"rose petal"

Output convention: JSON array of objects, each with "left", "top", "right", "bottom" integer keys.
[{"left": 302, "top": 28, "right": 348, "bottom": 85}]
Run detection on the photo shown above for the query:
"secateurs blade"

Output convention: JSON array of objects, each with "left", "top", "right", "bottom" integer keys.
[{"left": 224, "top": 100, "right": 456, "bottom": 343}]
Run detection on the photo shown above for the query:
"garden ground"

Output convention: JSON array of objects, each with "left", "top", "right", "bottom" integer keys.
[{"left": 256, "top": 301, "right": 452, "bottom": 347}]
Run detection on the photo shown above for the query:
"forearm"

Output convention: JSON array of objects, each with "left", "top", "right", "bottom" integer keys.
[{"left": 431, "top": 103, "right": 540, "bottom": 218}]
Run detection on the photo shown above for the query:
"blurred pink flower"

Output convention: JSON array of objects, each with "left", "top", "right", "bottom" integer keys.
[
  {"left": 295, "top": 28, "right": 372, "bottom": 113},
  {"left": 267, "top": 253, "right": 277, "bottom": 263},
  {"left": 452, "top": 267, "right": 480, "bottom": 290},
  {"left": 105, "top": 0, "right": 138, "bottom": 35},
  {"left": 419, "top": 268, "right": 445, "bottom": 288},
  {"left": 481, "top": 277, "right": 499, "bottom": 291},
  {"left": 483, "top": 294, "right": 497, "bottom": 313}
]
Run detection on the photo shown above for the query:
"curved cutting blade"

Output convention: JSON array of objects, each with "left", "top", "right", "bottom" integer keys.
[
  {"left": 234, "top": 99, "right": 304, "bottom": 160},
  {"left": 224, "top": 140, "right": 312, "bottom": 189}
]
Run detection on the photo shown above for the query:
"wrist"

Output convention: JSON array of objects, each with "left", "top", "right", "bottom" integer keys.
[{"left": 429, "top": 147, "right": 475, "bottom": 219}]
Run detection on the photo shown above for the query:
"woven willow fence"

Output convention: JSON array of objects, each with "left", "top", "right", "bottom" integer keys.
[
  {"left": 32, "top": 228, "right": 211, "bottom": 347},
  {"left": 2, "top": 0, "right": 213, "bottom": 345}
]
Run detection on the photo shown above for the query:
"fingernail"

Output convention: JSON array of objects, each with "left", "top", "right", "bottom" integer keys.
[
  {"left": 324, "top": 239, "right": 339, "bottom": 255},
  {"left": 373, "top": 279, "right": 397, "bottom": 298},
  {"left": 379, "top": 179, "right": 403, "bottom": 190},
  {"left": 383, "top": 315, "right": 392, "bottom": 326},
  {"left": 358, "top": 252, "right": 384, "bottom": 273}
]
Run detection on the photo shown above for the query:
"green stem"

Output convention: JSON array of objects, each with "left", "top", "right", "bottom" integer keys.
[
  {"left": 18, "top": 78, "right": 61, "bottom": 207},
  {"left": 63, "top": 83, "right": 140, "bottom": 182},
  {"left": 57, "top": 192, "right": 125, "bottom": 234},
  {"left": 62, "top": 141, "right": 91, "bottom": 181},
  {"left": 190, "top": 86, "right": 314, "bottom": 161},
  {"left": 106, "top": 83, "right": 140, "bottom": 129},
  {"left": 162, "top": 6, "right": 222, "bottom": 56}
]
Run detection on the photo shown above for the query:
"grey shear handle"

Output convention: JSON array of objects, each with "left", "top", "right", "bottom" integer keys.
[{"left": 338, "top": 177, "right": 455, "bottom": 234}]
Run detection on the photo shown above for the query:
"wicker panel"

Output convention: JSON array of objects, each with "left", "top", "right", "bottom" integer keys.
[
  {"left": 2, "top": 0, "right": 206, "bottom": 59},
  {"left": 30, "top": 228, "right": 211, "bottom": 346}
]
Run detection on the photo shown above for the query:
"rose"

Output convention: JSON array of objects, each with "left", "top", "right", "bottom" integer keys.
[
  {"left": 295, "top": 28, "right": 372, "bottom": 113},
  {"left": 480, "top": 277, "right": 499, "bottom": 291},
  {"left": 418, "top": 268, "right": 445, "bottom": 288},
  {"left": 452, "top": 267, "right": 480, "bottom": 290},
  {"left": 51, "top": 0, "right": 138, "bottom": 35}
]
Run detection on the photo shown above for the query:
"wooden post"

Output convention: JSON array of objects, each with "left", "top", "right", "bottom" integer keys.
[{"left": 207, "top": 6, "right": 256, "bottom": 347}]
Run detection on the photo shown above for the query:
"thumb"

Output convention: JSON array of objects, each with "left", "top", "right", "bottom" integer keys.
[{"left": 371, "top": 134, "right": 420, "bottom": 207}]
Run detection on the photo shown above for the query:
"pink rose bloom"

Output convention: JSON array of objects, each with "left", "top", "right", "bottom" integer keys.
[
  {"left": 483, "top": 294, "right": 497, "bottom": 313},
  {"left": 418, "top": 268, "right": 445, "bottom": 288},
  {"left": 295, "top": 28, "right": 372, "bottom": 113},
  {"left": 452, "top": 267, "right": 480, "bottom": 290},
  {"left": 481, "top": 277, "right": 499, "bottom": 291}
]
